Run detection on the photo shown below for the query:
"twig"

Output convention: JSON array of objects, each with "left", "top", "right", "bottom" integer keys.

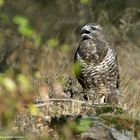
[{"left": 33, "top": 98, "right": 106, "bottom": 108}]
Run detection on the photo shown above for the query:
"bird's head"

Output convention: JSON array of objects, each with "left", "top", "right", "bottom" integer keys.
[{"left": 81, "top": 23, "right": 106, "bottom": 41}]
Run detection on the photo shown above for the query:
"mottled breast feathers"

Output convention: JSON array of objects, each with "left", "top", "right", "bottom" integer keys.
[{"left": 74, "top": 23, "right": 119, "bottom": 104}]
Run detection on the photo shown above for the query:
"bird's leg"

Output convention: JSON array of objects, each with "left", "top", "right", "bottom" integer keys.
[{"left": 83, "top": 89, "right": 89, "bottom": 100}]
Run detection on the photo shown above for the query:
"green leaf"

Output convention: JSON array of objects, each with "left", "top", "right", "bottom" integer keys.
[
  {"left": 70, "top": 119, "right": 92, "bottom": 133},
  {"left": 73, "top": 62, "right": 81, "bottom": 76},
  {"left": 13, "top": 15, "right": 34, "bottom": 37},
  {"left": 80, "top": 0, "right": 90, "bottom": 5},
  {"left": 18, "top": 26, "right": 33, "bottom": 37},
  {"left": 13, "top": 16, "right": 29, "bottom": 27},
  {"left": 76, "top": 119, "right": 92, "bottom": 132},
  {"left": 33, "top": 34, "right": 42, "bottom": 46},
  {"left": 47, "top": 38, "right": 59, "bottom": 48}
]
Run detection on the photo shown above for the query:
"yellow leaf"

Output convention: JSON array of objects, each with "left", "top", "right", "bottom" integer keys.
[
  {"left": 0, "top": 0, "right": 4, "bottom": 7},
  {"left": 61, "top": 44, "right": 71, "bottom": 53},
  {"left": 17, "top": 74, "right": 32, "bottom": 92},
  {"left": 2, "top": 78, "right": 16, "bottom": 92},
  {"left": 28, "top": 104, "right": 39, "bottom": 116}
]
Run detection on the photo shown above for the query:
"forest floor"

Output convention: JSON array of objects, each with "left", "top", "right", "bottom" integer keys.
[{"left": 1, "top": 75, "right": 138, "bottom": 140}]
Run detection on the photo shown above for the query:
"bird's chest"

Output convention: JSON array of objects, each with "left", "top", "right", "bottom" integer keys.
[
  {"left": 81, "top": 63, "right": 103, "bottom": 85},
  {"left": 77, "top": 41, "right": 99, "bottom": 63},
  {"left": 76, "top": 50, "right": 116, "bottom": 87}
]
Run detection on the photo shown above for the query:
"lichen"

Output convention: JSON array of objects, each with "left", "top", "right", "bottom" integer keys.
[{"left": 99, "top": 113, "right": 140, "bottom": 139}]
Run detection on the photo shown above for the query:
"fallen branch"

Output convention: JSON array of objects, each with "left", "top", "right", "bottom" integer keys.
[{"left": 33, "top": 98, "right": 106, "bottom": 108}]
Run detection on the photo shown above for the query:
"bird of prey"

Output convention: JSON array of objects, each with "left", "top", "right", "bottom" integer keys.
[{"left": 74, "top": 23, "right": 119, "bottom": 104}]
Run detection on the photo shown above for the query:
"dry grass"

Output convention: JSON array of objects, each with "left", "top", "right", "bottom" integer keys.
[{"left": 117, "top": 41, "right": 140, "bottom": 117}]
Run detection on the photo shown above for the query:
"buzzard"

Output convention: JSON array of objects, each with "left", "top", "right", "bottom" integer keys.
[{"left": 74, "top": 23, "right": 119, "bottom": 104}]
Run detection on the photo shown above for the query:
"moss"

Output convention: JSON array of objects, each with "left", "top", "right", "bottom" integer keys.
[
  {"left": 134, "top": 119, "right": 140, "bottom": 140},
  {"left": 99, "top": 114, "right": 132, "bottom": 130},
  {"left": 99, "top": 114, "right": 140, "bottom": 132},
  {"left": 95, "top": 105, "right": 124, "bottom": 116}
]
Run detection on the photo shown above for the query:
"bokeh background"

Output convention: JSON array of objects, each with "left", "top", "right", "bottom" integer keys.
[{"left": 0, "top": 0, "right": 140, "bottom": 132}]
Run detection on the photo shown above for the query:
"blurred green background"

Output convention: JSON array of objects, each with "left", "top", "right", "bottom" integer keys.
[{"left": 0, "top": 0, "right": 140, "bottom": 132}]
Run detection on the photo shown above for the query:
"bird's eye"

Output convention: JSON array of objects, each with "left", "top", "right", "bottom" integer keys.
[{"left": 91, "top": 26, "right": 96, "bottom": 30}]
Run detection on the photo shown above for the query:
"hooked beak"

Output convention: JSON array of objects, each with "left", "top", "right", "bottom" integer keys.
[{"left": 81, "top": 25, "right": 92, "bottom": 40}]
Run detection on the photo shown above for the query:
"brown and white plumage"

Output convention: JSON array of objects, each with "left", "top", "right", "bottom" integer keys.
[{"left": 74, "top": 23, "right": 119, "bottom": 104}]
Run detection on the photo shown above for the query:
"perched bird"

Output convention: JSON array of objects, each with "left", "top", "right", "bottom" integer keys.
[{"left": 74, "top": 23, "right": 119, "bottom": 104}]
